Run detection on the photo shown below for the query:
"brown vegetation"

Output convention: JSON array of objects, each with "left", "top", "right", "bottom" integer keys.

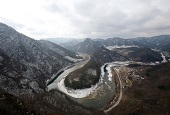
[{"left": 109, "top": 62, "right": 170, "bottom": 115}]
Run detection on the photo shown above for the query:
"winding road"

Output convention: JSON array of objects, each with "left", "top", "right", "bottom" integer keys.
[{"left": 104, "top": 68, "right": 123, "bottom": 113}]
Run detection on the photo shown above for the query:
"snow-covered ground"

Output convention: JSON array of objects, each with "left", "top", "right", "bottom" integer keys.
[
  {"left": 161, "top": 53, "right": 167, "bottom": 63},
  {"left": 57, "top": 78, "right": 99, "bottom": 98},
  {"left": 106, "top": 45, "right": 138, "bottom": 50},
  {"left": 106, "top": 65, "right": 112, "bottom": 81},
  {"left": 100, "top": 64, "right": 105, "bottom": 83}
]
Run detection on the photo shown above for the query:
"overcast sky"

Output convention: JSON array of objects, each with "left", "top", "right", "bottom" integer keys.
[{"left": 0, "top": 0, "right": 170, "bottom": 39}]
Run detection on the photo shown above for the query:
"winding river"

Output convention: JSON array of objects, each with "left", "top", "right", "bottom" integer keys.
[{"left": 47, "top": 54, "right": 122, "bottom": 110}]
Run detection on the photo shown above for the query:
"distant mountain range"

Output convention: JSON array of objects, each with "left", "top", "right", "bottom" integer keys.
[
  {"left": 60, "top": 35, "right": 170, "bottom": 62},
  {"left": 133, "top": 35, "right": 170, "bottom": 49},
  {"left": 61, "top": 35, "right": 170, "bottom": 53},
  {"left": 101, "top": 37, "right": 143, "bottom": 47}
]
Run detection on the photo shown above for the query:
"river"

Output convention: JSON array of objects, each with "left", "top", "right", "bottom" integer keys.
[
  {"left": 47, "top": 54, "right": 118, "bottom": 109},
  {"left": 71, "top": 65, "right": 116, "bottom": 109}
]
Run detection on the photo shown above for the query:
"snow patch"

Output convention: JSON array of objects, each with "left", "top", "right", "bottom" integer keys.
[
  {"left": 100, "top": 64, "right": 106, "bottom": 83},
  {"left": 57, "top": 78, "right": 99, "bottom": 98},
  {"left": 106, "top": 65, "right": 112, "bottom": 81},
  {"left": 161, "top": 53, "right": 167, "bottom": 63},
  {"left": 155, "top": 61, "right": 160, "bottom": 64},
  {"left": 106, "top": 45, "right": 138, "bottom": 50},
  {"left": 65, "top": 56, "right": 82, "bottom": 62},
  {"left": 141, "top": 77, "right": 144, "bottom": 79},
  {"left": 150, "top": 62, "right": 156, "bottom": 65}
]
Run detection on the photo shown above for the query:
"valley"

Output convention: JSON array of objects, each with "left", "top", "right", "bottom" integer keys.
[
  {"left": 0, "top": 22, "right": 170, "bottom": 115},
  {"left": 47, "top": 55, "right": 167, "bottom": 113},
  {"left": 46, "top": 35, "right": 170, "bottom": 114}
]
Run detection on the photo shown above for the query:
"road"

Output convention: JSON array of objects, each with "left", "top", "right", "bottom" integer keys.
[{"left": 104, "top": 68, "right": 123, "bottom": 113}]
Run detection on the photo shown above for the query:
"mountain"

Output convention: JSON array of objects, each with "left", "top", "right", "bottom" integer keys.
[
  {"left": 60, "top": 35, "right": 170, "bottom": 53},
  {"left": 161, "top": 42, "right": 170, "bottom": 53},
  {"left": 39, "top": 40, "right": 79, "bottom": 59},
  {"left": 0, "top": 49, "right": 44, "bottom": 96},
  {"left": 0, "top": 23, "right": 102, "bottom": 115},
  {"left": 62, "top": 37, "right": 143, "bottom": 52},
  {"left": 60, "top": 38, "right": 84, "bottom": 49},
  {"left": 113, "top": 47, "right": 163, "bottom": 62},
  {"left": 133, "top": 35, "right": 170, "bottom": 49},
  {"left": 0, "top": 22, "right": 79, "bottom": 95},
  {"left": 101, "top": 37, "right": 143, "bottom": 47},
  {"left": 65, "top": 37, "right": 164, "bottom": 64},
  {"left": 93, "top": 46, "right": 128, "bottom": 66},
  {"left": 70, "top": 38, "right": 102, "bottom": 54}
]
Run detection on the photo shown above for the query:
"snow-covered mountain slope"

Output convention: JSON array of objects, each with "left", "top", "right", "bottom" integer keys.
[
  {"left": 0, "top": 22, "right": 79, "bottom": 95},
  {"left": 39, "top": 40, "right": 79, "bottom": 58},
  {"left": 133, "top": 35, "right": 170, "bottom": 49},
  {"left": 0, "top": 49, "right": 44, "bottom": 96},
  {"left": 0, "top": 23, "right": 75, "bottom": 75}
]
